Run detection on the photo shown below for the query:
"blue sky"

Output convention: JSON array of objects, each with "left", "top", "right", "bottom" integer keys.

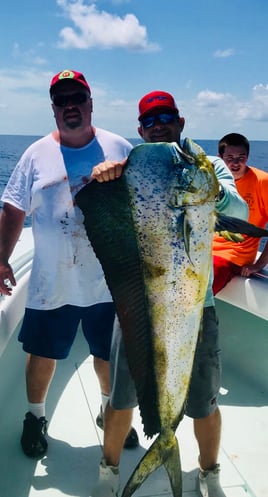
[{"left": 1, "top": 0, "right": 268, "bottom": 139}]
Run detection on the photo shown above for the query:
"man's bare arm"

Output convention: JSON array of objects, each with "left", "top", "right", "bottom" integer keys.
[{"left": 0, "top": 203, "right": 26, "bottom": 294}]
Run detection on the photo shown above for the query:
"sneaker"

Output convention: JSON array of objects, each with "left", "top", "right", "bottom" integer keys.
[
  {"left": 198, "top": 464, "right": 226, "bottom": 497},
  {"left": 90, "top": 458, "right": 120, "bottom": 497},
  {"left": 20, "top": 411, "right": 48, "bottom": 458},
  {"left": 96, "top": 406, "right": 139, "bottom": 449}
]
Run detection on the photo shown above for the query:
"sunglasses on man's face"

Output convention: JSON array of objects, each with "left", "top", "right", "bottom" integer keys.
[
  {"left": 140, "top": 112, "right": 177, "bottom": 129},
  {"left": 52, "top": 92, "right": 90, "bottom": 108}
]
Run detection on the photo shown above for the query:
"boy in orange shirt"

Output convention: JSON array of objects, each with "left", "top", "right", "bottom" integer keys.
[{"left": 213, "top": 132, "right": 268, "bottom": 294}]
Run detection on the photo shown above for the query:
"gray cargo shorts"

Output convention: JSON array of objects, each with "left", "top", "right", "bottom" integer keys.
[{"left": 109, "top": 306, "right": 221, "bottom": 418}]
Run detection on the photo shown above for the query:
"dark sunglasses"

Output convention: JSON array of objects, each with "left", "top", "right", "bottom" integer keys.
[
  {"left": 140, "top": 112, "right": 177, "bottom": 129},
  {"left": 52, "top": 92, "right": 90, "bottom": 108}
]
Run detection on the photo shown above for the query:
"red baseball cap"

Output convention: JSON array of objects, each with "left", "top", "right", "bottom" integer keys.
[
  {"left": 49, "top": 69, "right": 91, "bottom": 95},
  {"left": 138, "top": 90, "right": 179, "bottom": 120}
]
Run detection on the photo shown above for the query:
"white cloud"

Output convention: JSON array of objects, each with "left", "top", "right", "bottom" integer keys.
[
  {"left": 197, "top": 90, "right": 234, "bottom": 107},
  {"left": 56, "top": 0, "right": 160, "bottom": 51},
  {"left": 181, "top": 83, "right": 268, "bottom": 139},
  {"left": 0, "top": 69, "right": 54, "bottom": 135},
  {"left": 195, "top": 84, "right": 268, "bottom": 123},
  {"left": 0, "top": 68, "right": 52, "bottom": 93},
  {"left": 214, "top": 48, "right": 235, "bottom": 58},
  {"left": 237, "top": 84, "right": 268, "bottom": 122}
]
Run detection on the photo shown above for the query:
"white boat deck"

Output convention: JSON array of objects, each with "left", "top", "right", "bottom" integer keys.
[
  {"left": 0, "top": 228, "right": 267, "bottom": 497},
  {"left": 0, "top": 307, "right": 267, "bottom": 497}
]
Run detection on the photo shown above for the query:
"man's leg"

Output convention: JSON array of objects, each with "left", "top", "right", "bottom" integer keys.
[
  {"left": 94, "top": 356, "right": 110, "bottom": 396},
  {"left": 26, "top": 353, "right": 56, "bottom": 403},
  {"left": 88, "top": 304, "right": 138, "bottom": 449},
  {"left": 94, "top": 356, "right": 110, "bottom": 423},
  {"left": 94, "top": 355, "right": 138, "bottom": 449},
  {"left": 186, "top": 306, "right": 226, "bottom": 497},
  {"left": 103, "top": 403, "right": 133, "bottom": 466},
  {"left": 194, "top": 407, "right": 221, "bottom": 470},
  {"left": 21, "top": 354, "right": 56, "bottom": 458},
  {"left": 213, "top": 255, "right": 240, "bottom": 295},
  {"left": 90, "top": 318, "right": 138, "bottom": 497},
  {"left": 18, "top": 305, "right": 82, "bottom": 458},
  {"left": 195, "top": 408, "right": 226, "bottom": 497},
  {"left": 91, "top": 405, "right": 134, "bottom": 497}
]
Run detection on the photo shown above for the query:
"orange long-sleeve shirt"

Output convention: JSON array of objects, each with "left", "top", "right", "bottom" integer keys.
[{"left": 213, "top": 166, "right": 268, "bottom": 266}]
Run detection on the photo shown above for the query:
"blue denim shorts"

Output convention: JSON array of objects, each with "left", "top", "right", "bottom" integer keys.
[
  {"left": 18, "top": 303, "right": 115, "bottom": 360},
  {"left": 110, "top": 306, "right": 221, "bottom": 418}
]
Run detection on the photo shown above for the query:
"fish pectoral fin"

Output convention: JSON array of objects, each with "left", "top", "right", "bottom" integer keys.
[
  {"left": 183, "top": 215, "right": 194, "bottom": 264},
  {"left": 121, "top": 432, "right": 182, "bottom": 497},
  {"left": 215, "top": 213, "right": 268, "bottom": 240}
]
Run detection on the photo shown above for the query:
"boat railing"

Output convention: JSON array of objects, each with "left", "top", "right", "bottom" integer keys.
[
  {"left": 8, "top": 250, "right": 34, "bottom": 280},
  {"left": 0, "top": 228, "right": 33, "bottom": 357}
]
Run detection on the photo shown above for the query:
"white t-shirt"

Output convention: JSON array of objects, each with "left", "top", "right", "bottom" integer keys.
[{"left": 2, "top": 129, "right": 132, "bottom": 310}]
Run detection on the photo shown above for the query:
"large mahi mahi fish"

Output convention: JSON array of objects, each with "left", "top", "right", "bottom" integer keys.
[{"left": 75, "top": 139, "right": 267, "bottom": 497}]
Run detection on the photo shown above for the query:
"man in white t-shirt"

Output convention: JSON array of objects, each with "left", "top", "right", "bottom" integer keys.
[{"left": 0, "top": 69, "right": 138, "bottom": 457}]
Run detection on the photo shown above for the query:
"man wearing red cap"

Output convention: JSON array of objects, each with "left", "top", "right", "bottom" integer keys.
[
  {"left": 90, "top": 91, "right": 248, "bottom": 497},
  {"left": 0, "top": 69, "right": 139, "bottom": 458}
]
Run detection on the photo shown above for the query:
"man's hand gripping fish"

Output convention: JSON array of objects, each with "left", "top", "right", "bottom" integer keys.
[{"left": 75, "top": 139, "right": 268, "bottom": 497}]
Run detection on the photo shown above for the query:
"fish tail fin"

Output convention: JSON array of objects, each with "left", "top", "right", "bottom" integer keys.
[
  {"left": 163, "top": 434, "right": 182, "bottom": 497},
  {"left": 215, "top": 213, "right": 268, "bottom": 242},
  {"left": 121, "top": 431, "right": 182, "bottom": 497}
]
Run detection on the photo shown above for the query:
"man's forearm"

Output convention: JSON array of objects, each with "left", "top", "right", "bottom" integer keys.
[{"left": 0, "top": 203, "right": 26, "bottom": 263}]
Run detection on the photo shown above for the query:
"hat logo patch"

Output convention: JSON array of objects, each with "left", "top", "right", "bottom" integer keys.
[
  {"left": 146, "top": 95, "right": 169, "bottom": 103},
  {"left": 58, "top": 70, "right": 75, "bottom": 80}
]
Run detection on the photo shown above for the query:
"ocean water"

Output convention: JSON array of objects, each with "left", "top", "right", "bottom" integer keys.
[
  {"left": 1, "top": 134, "right": 268, "bottom": 230},
  {"left": 0, "top": 135, "right": 43, "bottom": 227}
]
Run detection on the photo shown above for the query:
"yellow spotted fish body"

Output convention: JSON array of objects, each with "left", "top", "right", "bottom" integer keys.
[{"left": 76, "top": 139, "right": 219, "bottom": 497}]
